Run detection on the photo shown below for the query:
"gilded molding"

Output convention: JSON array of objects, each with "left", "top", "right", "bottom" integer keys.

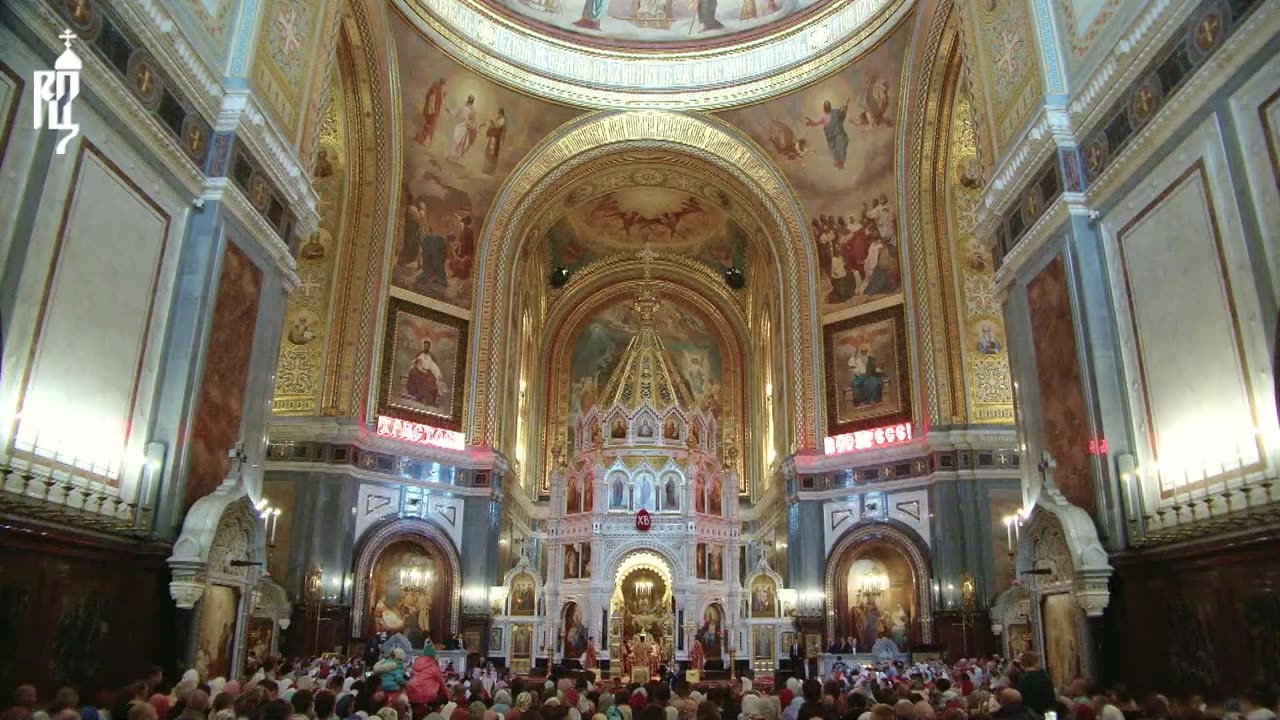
[
  {"left": 945, "top": 73, "right": 1015, "bottom": 424},
  {"left": 323, "top": 4, "right": 394, "bottom": 418},
  {"left": 394, "top": 0, "right": 915, "bottom": 110},
  {"left": 469, "top": 111, "right": 821, "bottom": 452},
  {"left": 272, "top": 69, "right": 348, "bottom": 415},
  {"left": 901, "top": 1, "right": 955, "bottom": 428}
]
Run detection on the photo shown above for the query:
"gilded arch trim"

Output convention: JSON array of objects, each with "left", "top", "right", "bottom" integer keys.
[
  {"left": 822, "top": 520, "right": 935, "bottom": 643},
  {"left": 352, "top": 517, "right": 464, "bottom": 636},
  {"left": 470, "top": 111, "right": 821, "bottom": 453}
]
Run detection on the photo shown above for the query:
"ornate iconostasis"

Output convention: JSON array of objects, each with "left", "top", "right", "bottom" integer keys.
[{"left": 542, "top": 278, "right": 746, "bottom": 496}]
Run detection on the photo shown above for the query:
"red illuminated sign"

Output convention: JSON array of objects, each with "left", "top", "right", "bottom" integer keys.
[
  {"left": 375, "top": 415, "right": 465, "bottom": 451},
  {"left": 823, "top": 422, "right": 914, "bottom": 455},
  {"left": 1088, "top": 438, "right": 1109, "bottom": 455},
  {"left": 635, "top": 509, "right": 652, "bottom": 531}
]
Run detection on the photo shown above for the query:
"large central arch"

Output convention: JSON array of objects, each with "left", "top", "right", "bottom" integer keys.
[{"left": 468, "top": 111, "right": 822, "bottom": 452}]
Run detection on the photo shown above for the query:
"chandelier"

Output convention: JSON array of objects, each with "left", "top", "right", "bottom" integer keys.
[
  {"left": 635, "top": 579, "right": 654, "bottom": 601},
  {"left": 856, "top": 570, "right": 887, "bottom": 601},
  {"left": 399, "top": 566, "right": 434, "bottom": 594}
]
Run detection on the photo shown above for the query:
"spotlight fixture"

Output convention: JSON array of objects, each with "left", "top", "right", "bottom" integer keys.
[
  {"left": 549, "top": 266, "right": 570, "bottom": 287},
  {"left": 724, "top": 266, "right": 744, "bottom": 289}
]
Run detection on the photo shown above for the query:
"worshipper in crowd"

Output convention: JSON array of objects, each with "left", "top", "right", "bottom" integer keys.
[{"left": 5, "top": 652, "right": 1278, "bottom": 720}]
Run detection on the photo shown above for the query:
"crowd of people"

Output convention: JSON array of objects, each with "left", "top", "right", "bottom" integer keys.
[{"left": 4, "top": 650, "right": 1276, "bottom": 720}]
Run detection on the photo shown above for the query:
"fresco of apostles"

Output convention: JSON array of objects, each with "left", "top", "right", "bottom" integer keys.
[
  {"left": 391, "top": 15, "right": 583, "bottom": 309},
  {"left": 719, "top": 16, "right": 910, "bottom": 315},
  {"left": 489, "top": 0, "right": 832, "bottom": 45}
]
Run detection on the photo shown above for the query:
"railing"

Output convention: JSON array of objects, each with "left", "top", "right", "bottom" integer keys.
[
  {"left": 0, "top": 457, "right": 153, "bottom": 539},
  {"left": 1131, "top": 475, "right": 1279, "bottom": 548}
]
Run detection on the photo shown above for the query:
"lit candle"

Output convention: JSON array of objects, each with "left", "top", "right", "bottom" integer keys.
[
  {"left": 1125, "top": 467, "right": 1138, "bottom": 522},
  {"left": 271, "top": 508, "right": 281, "bottom": 542},
  {"left": 1004, "top": 516, "right": 1013, "bottom": 551}
]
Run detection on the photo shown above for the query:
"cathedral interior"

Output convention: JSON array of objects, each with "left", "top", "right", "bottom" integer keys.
[{"left": 1, "top": 0, "right": 1279, "bottom": 699}]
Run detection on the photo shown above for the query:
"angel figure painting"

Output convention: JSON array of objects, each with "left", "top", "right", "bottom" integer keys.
[
  {"left": 719, "top": 18, "right": 909, "bottom": 315},
  {"left": 547, "top": 187, "right": 748, "bottom": 276},
  {"left": 391, "top": 15, "right": 582, "bottom": 310},
  {"left": 491, "top": 0, "right": 822, "bottom": 45}
]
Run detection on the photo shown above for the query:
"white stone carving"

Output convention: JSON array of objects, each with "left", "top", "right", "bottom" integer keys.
[{"left": 1018, "top": 464, "right": 1113, "bottom": 617}]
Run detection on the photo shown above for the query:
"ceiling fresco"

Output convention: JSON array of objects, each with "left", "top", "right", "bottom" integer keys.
[
  {"left": 547, "top": 185, "right": 748, "bottom": 275},
  {"left": 718, "top": 15, "right": 911, "bottom": 318},
  {"left": 484, "top": 0, "right": 830, "bottom": 46}
]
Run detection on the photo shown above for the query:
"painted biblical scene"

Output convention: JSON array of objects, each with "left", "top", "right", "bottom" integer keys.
[
  {"left": 547, "top": 186, "right": 748, "bottom": 275},
  {"left": 844, "top": 551, "right": 915, "bottom": 651},
  {"left": 697, "top": 603, "right": 725, "bottom": 658},
  {"left": 195, "top": 585, "right": 238, "bottom": 681},
  {"left": 567, "top": 292, "right": 724, "bottom": 429},
  {"left": 379, "top": 298, "right": 468, "bottom": 429},
  {"left": 390, "top": 14, "right": 582, "bottom": 309},
  {"left": 750, "top": 575, "right": 777, "bottom": 617},
  {"left": 620, "top": 568, "right": 668, "bottom": 644},
  {"left": 1042, "top": 593, "right": 1084, "bottom": 690},
  {"left": 719, "top": 18, "right": 910, "bottom": 315},
  {"left": 563, "top": 601, "right": 588, "bottom": 658},
  {"left": 368, "top": 541, "right": 451, "bottom": 647},
  {"left": 510, "top": 572, "right": 536, "bottom": 616},
  {"left": 487, "top": 0, "right": 831, "bottom": 46},
  {"left": 823, "top": 304, "right": 910, "bottom": 434}
]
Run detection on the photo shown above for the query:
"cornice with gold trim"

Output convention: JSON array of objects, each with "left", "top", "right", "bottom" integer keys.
[{"left": 393, "top": 0, "right": 915, "bottom": 110}]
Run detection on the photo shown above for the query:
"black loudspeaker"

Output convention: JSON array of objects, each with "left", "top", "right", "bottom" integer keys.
[
  {"left": 724, "top": 266, "right": 744, "bottom": 289},
  {"left": 549, "top": 266, "right": 570, "bottom": 287}
]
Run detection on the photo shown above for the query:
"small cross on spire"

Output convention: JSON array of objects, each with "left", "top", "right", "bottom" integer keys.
[{"left": 58, "top": 29, "right": 76, "bottom": 51}]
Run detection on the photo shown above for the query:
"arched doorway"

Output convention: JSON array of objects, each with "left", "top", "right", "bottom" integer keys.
[
  {"left": 352, "top": 518, "right": 462, "bottom": 647},
  {"left": 608, "top": 550, "right": 675, "bottom": 666},
  {"left": 824, "top": 522, "right": 934, "bottom": 647}
]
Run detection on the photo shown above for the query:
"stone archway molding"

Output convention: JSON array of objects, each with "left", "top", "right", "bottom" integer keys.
[
  {"left": 599, "top": 536, "right": 687, "bottom": 586},
  {"left": 470, "top": 110, "right": 822, "bottom": 452},
  {"left": 351, "top": 517, "right": 464, "bottom": 635},
  {"left": 823, "top": 520, "right": 934, "bottom": 643}
]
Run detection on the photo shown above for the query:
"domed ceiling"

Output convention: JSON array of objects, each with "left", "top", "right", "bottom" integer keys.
[
  {"left": 545, "top": 182, "right": 749, "bottom": 278},
  {"left": 485, "top": 0, "right": 831, "bottom": 47},
  {"left": 395, "top": 0, "right": 914, "bottom": 109}
]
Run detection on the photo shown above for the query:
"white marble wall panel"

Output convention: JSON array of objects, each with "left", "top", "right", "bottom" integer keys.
[
  {"left": 1101, "top": 116, "right": 1278, "bottom": 501},
  {"left": 823, "top": 488, "right": 931, "bottom": 555},
  {"left": 1228, "top": 52, "right": 1280, "bottom": 302},
  {"left": 0, "top": 27, "right": 46, "bottom": 289},
  {"left": 354, "top": 483, "right": 402, "bottom": 542},
  {"left": 1, "top": 81, "right": 189, "bottom": 502}
]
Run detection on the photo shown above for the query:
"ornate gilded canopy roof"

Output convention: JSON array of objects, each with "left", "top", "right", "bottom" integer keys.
[{"left": 596, "top": 283, "right": 696, "bottom": 414}]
